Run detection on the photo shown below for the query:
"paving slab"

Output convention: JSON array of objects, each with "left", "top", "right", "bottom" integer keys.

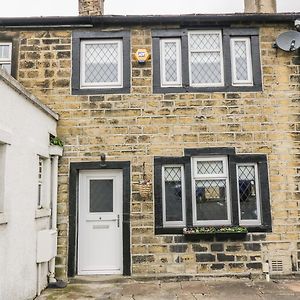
[{"left": 36, "top": 277, "right": 300, "bottom": 300}]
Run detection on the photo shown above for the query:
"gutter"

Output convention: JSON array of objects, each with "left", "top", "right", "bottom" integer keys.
[{"left": 0, "top": 13, "right": 299, "bottom": 28}]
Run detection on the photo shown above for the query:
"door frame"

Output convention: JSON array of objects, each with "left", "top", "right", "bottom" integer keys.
[{"left": 68, "top": 161, "right": 131, "bottom": 277}]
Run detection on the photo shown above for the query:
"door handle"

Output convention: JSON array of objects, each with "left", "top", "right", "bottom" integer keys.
[{"left": 117, "top": 214, "right": 120, "bottom": 228}]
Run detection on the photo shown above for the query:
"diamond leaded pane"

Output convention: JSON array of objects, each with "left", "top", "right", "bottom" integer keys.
[
  {"left": 189, "top": 33, "right": 220, "bottom": 51},
  {"left": 234, "top": 41, "right": 248, "bottom": 81},
  {"left": 84, "top": 42, "right": 120, "bottom": 84},
  {"left": 164, "top": 166, "right": 181, "bottom": 182},
  {"left": 197, "top": 160, "right": 223, "bottom": 175},
  {"left": 195, "top": 179, "right": 228, "bottom": 221},
  {"left": 163, "top": 42, "right": 178, "bottom": 82},
  {"left": 238, "top": 165, "right": 259, "bottom": 221},
  {"left": 190, "top": 52, "right": 222, "bottom": 84}
]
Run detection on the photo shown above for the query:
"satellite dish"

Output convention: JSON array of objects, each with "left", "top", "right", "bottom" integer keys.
[{"left": 275, "top": 30, "right": 300, "bottom": 52}]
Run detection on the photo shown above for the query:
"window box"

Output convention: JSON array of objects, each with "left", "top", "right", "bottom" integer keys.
[
  {"left": 152, "top": 28, "right": 262, "bottom": 93},
  {"left": 49, "top": 145, "right": 63, "bottom": 157},
  {"left": 183, "top": 226, "right": 248, "bottom": 241}
]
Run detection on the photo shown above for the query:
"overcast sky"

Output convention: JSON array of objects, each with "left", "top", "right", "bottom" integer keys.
[{"left": 0, "top": 0, "right": 299, "bottom": 17}]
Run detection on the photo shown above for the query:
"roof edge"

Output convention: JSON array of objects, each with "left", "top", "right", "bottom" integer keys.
[
  {"left": 0, "top": 13, "right": 299, "bottom": 27},
  {"left": 0, "top": 69, "right": 59, "bottom": 121}
]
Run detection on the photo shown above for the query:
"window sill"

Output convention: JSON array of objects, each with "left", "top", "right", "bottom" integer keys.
[
  {"left": 35, "top": 208, "right": 51, "bottom": 219},
  {"left": 153, "top": 85, "right": 262, "bottom": 94},
  {"left": 0, "top": 213, "right": 8, "bottom": 225},
  {"left": 72, "top": 86, "right": 130, "bottom": 95}
]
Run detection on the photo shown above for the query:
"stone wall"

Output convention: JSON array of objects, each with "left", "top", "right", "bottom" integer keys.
[{"left": 8, "top": 23, "right": 300, "bottom": 279}]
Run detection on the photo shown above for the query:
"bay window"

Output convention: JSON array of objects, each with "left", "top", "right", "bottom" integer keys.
[{"left": 154, "top": 148, "right": 271, "bottom": 234}]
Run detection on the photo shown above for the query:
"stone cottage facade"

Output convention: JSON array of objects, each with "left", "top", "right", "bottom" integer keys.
[{"left": 0, "top": 0, "right": 299, "bottom": 281}]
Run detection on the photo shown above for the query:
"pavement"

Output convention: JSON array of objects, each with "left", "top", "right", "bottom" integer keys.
[{"left": 36, "top": 276, "right": 300, "bottom": 300}]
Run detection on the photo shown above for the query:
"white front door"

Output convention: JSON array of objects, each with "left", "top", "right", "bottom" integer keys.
[{"left": 78, "top": 169, "right": 123, "bottom": 275}]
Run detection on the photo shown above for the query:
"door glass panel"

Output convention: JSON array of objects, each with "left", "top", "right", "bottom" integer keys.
[{"left": 90, "top": 179, "right": 113, "bottom": 212}]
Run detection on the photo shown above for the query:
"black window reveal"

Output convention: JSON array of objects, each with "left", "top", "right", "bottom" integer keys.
[
  {"left": 154, "top": 148, "right": 271, "bottom": 234},
  {"left": 152, "top": 28, "right": 262, "bottom": 93},
  {"left": 72, "top": 30, "right": 131, "bottom": 95}
]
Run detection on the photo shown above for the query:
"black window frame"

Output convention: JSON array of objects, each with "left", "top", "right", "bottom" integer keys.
[
  {"left": 152, "top": 28, "right": 262, "bottom": 94},
  {"left": 72, "top": 30, "right": 131, "bottom": 95},
  {"left": 154, "top": 148, "right": 272, "bottom": 234}
]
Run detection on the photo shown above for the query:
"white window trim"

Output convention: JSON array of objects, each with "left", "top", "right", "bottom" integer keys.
[
  {"left": 37, "top": 156, "right": 51, "bottom": 210},
  {"left": 237, "top": 163, "right": 261, "bottom": 226},
  {"left": 162, "top": 165, "right": 186, "bottom": 227},
  {"left": 191, "top": 156, "right": 231, "bottom": 226},
  {"left": 188, "top": 30, "right": 224, "bottom": 88},
  {"left": 0, "top": 42, "right": 12, "bottom": 61},
  {"left": 37, "top": 157, "right": 44, "bottom": 209},
  {"left": 0, "top": 42, "right": 12, "bottom": 73},
  {"left": 230, "top": 37, "right": 253, "bottom": 86},
  {"left": 80, "top": 39, "right": 123, "bottom": 89},
  {"left": 160, "top": 38, "right": 182, "bottom": 87}
]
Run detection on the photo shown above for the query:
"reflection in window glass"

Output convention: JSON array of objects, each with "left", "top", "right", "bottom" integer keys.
[
  {"left": 238, "top": 164, "right": 260, "bottom": 222},
  {"left": 163, "top": 166, "right": 185, "bottom": 225},
  {"left": 195, "top": 179, "right": 228, "bottom": 221}
]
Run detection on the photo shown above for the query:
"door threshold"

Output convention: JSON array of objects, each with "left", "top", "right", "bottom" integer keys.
[{"left": 71, "top": 275, "right": 132, "bottom": 284}]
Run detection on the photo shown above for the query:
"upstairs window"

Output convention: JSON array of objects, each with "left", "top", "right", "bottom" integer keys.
[
  {"left": 152, "top": 28, "right": 262, "bottom": 93},
  {"left": 160, "top": 39, "right": 182, "bottom": 87},
  {"left": 231, "top": 37, "right": 253, "bottom": 86},
  {"left": 188, "top": 31, "right": 224, "bottom": 87},
  {"left": 80, "top": 40, "right": 123, "bottom": 89},
  {"left": 0, "top": 43, "right": 12, "bottom": 74},
  {"left": 72, "top": 31, "right": 130, "bottom": 95}
]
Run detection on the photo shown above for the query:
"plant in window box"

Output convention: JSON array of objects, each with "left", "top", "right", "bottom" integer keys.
[
  {"left": 49, "top": 136, "right": 64, "bottom": 156},
  {"left": 183, "top": 227, "right": 216, "bottom": 235},
  {"left": 183, "top": 226, "right": 247, "bottom": 237}
]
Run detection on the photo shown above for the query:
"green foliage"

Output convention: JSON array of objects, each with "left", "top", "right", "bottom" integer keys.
[
  {"left": 50, "top": 136, "right": 64, "bottom": 147},
  {"left": 183, "top": 226, "right": 248, "bottom": 235}
]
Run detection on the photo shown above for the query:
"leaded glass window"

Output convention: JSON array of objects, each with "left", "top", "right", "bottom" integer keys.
[
  {"left": 188, "top": 31, "right": 224, "bottom": 86},
  {"left": 160, "top": 39, "right": 182, "bottom": 87},
  {"left": 192, "top": 157, "right": 231, "bottom": 225},
  {"left": 80, "top": 40, "right": 122, "bottom": 88},
  {"left": 237, "top": 164, "right": 261, "bottom": 225},
  {"left": 162, "top": 165, "right": 185, "bottom": 227},
  {"left": 0, "top": 43, "right": 12, "bottom": 75},
  {"left": 231, "top": 38, "right": 253, "bottom": 86}
]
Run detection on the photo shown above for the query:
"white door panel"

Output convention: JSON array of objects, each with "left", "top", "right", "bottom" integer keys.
[{"left": 78, "top": 170, "right": 123, "bottom": 275}]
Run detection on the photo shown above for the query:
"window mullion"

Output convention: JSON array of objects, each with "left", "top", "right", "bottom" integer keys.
[{"left": 228, "top": 155, "right": 240, "bottom": 226}]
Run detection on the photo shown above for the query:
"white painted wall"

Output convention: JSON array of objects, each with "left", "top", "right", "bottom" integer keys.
[{"left": 0, "top": 74, "right": 58, "bottom": 300}]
